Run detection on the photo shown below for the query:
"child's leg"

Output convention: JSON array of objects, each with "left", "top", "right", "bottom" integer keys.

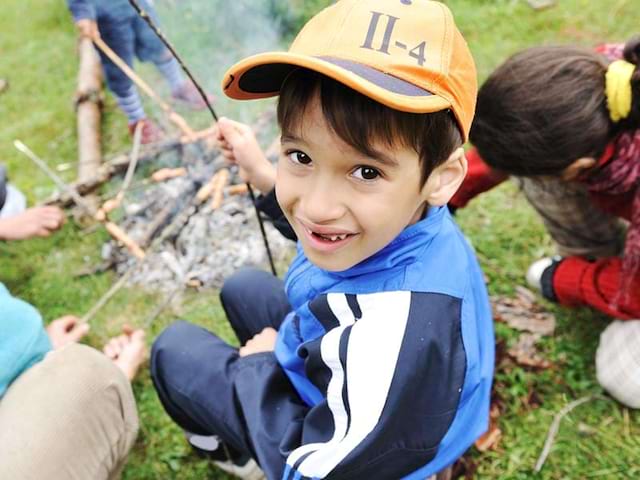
[
  {"left": 220, "top": 267, "right": 292, "bottom": 345},
  {"left": 0, "top": 344, "right": 138, "bottom": 480},
  {"left": 130, "top": 3, "right": 184, "bottom": 93},
  {"left": 151, "top": 321, "right": 307, "bottom": 479},
  {"left": 96, "top": 14, "right": 146, "bottom": 124},
  {"left": 517, "top": 176, "right": 626, "bottom": 258}
]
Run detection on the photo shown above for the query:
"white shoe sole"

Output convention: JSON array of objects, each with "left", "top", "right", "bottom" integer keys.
[{"left": 213, "top": 458, "right": 266, "bottom": 480}]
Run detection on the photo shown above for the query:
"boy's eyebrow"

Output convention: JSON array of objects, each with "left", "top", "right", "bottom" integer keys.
[
  {"left": 281, "top": 133, "right": 305, "bottom": 144},
  {"left": 281, "top": 133, "right": 399, "bottom": 168}
]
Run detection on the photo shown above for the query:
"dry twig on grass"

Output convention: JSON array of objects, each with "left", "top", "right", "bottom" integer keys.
[{"left": 534, "top": 394, "right": 607, "bottom": 473}]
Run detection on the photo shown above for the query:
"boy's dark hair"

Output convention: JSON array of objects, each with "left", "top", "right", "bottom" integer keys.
[
  {"left": 469, "top": 36, "right": 640, "bottom": 177},
  {"left": 277, "top": 69, "right": 462, "bottom": 185}
]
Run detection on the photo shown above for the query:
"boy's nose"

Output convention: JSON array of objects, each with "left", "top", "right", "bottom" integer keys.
[{"left": 298, "top": 180, "right": 346, "bottom": 224}]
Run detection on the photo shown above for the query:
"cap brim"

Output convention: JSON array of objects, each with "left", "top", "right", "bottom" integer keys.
[{"left": 222, "top": 52, "right": 452, "bottom": 115}]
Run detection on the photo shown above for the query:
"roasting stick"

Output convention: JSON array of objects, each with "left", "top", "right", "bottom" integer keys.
[
  {"left": 15, "top": 140, "right": 94, "bottom": 213},
  {"left": 127, "top": 0, "right": 277, "bottom": 276},
  {"left": 13, "top": 140, "right": 150, "bottom": 312},
  {"left": 95, "top": 121, "right": 143, "bottom": 221},
  {"left": 14, "top": 139, "right": 197, "bottom": 324},
  {"left": 91, "top": 36, "right": 195, "bottom": 140}
]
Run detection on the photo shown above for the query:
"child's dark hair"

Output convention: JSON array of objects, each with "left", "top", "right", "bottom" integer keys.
[
  {"left": 469, "top": 36, "right": 640, "bottom": 176},
  {"left": 277, "top": 69, "right": 462, "bottom": 185}
]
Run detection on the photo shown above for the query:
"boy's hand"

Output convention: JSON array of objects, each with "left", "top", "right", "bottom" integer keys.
[
  {"left": 46, "top": 316, "right": 90, "bottom": 350},
  {"left": 217, "top": 117, "right": 276, "bottom": 194},
  {"left": 0, "top": 206, "right": 65, "bottom": 241},
  {"left": 239, "top": 327, "right": 278, "bottom": 357},
  {"left": 76, "top": 19, "right": 99, "bottom": 39}
]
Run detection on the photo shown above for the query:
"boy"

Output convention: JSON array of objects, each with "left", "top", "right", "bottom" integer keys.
[
  {"left": 67, "top": 0, "right": 214, "bottom": 143},
  {"left": 151, "top": 1, "right": 494, "bottom": 478}
]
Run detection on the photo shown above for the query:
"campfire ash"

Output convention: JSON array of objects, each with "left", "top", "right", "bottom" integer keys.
[{"left": 102, "top": 135, "right": 293, "bottom": 292}]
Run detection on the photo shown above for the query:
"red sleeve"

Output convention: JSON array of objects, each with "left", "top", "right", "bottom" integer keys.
[
  {"left": 553, "top": 256, "right": 640, "bottom": 319},
  {"left": 450, "top": 147, "right": 509, "bottom": 209}
]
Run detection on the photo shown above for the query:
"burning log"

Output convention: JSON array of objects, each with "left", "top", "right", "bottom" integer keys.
[
  {"left": 196, "top": 169, "right": 225, "bottom": 202},
  {"left": 75, "top": 36, "right": 103, "bottom": 211},
  {"left": 105, "top": 221, "right": 146, "bottom": 260},
  {"left": 43, "top": 139, "right": 183, "bottom": 207},
  {"left": 210, "top": 168, "right": 229, "bottom": 210},
  {"left": 227, "top": 184, "right": 249, "bottom": 196},
  {"left": 151, "top": 167, "right": 187, "bottom": 182}
]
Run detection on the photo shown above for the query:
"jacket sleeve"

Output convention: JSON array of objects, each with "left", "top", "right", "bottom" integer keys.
[
  {"left": 280, "top": 290, "right": 476, "bottom": 479},
  {"left": 553, "top": 256, "right": 640, "bottom": 319},
  {"left": 449, "top": 147, "right": 509, "bottom": 209},
  {"left": 255, "top": 188, "right": 297, "bottom": 241},
  {"left": 0, "top": 284, "right": 52, "bottom": 398},
  {"left": 67, "top": 0, "right": 96, "bottom": 22}
]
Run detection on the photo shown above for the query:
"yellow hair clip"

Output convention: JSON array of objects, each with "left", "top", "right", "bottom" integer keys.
[{"left": 605, "top": 60, "right": 635, "bottom": 123}]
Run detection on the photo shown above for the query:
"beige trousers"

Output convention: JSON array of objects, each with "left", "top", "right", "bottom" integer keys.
[{"left": 0, "top": 344, "right": 139, "bottom": 480}]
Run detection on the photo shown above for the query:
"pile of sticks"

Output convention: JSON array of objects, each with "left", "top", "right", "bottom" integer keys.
[{"left": 16, "top": 32, "right": 278, "bottom": 326}]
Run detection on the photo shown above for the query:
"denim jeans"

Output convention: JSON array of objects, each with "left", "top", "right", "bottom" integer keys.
[{"left": 95, "top": 0, "right": 168, "bottom": 98}]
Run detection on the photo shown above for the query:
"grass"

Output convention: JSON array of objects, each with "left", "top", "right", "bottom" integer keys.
[{"left": 1, "top": 0, "right": 639, "bottom": 478}]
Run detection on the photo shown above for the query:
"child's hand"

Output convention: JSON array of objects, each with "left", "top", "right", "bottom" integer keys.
[
  {"left": 239, "top": 327, "right": 278, "bottom": 357},
  {"left": 0, "top": 206, "right": 66, "bottom": 241},
  {"left": 217, "top": 117, "right": 276, "bottom": 194},
  {"left": 46, "top": 316, "right": 90, "bottom": 350},
  {"left": 76, "top": 19, "right": 99, "bottom": 39}
]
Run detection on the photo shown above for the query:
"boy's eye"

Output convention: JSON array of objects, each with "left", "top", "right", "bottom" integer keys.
[
  {"left": 287, "top": 151, "right": 311, "bottom": 165},
  {"left": 352, "top": 166, "right": 381, "bottom": 181}
]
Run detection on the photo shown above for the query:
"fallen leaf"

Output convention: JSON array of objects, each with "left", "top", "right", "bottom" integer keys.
[
  {"left": 507, "top": 333, "right": 552, "bottom": 369},
  {"left": 475, "top": 423, "right": 502, "bottom": 452},
  {"left": 492, "top": 289, "right": 556, "bottom": 336}
]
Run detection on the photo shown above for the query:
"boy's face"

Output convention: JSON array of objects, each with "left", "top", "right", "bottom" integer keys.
[{"left": 276, "top": 95, "right": 433, "bottom": 272}]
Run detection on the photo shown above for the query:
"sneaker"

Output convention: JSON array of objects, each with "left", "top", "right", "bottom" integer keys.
[
  {"left": 213, "top": 457, "right": 266, "bottom": 480},
  {"left": 186, "top": 433, "right": 265, "bottom": 480},
  {"left": 526, "top": 257, "right": 554, "bottom": 291},
  {"left": 128, "top": 118, "right": 163, "bottom": 144},
  {"left": 172, "top": 81, "right": 216, "bottom": 110},
  {"left": 526, "top": 256, "right": 563, "bottom": 301}
]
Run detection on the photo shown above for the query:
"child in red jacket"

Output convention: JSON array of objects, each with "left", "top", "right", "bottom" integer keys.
[{"left": 451, "top": 38, "right": 640, "bottom": 408}]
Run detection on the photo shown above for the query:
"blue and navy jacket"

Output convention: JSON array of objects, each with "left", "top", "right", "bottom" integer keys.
[{"left": 273, "top": 205, "right": 494, "bottom": 479}]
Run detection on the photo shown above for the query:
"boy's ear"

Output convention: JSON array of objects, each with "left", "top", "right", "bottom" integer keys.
[
  {"left": 561, "top": 157, "right": 596, "bottom": 181},
  {"left": 421, "top": 147, "right": 467, "bottom": 206}
]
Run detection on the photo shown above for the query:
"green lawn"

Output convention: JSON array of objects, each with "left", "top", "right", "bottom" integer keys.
[{"left": 1, "top": 0, "right": 638, "bottom": 478}]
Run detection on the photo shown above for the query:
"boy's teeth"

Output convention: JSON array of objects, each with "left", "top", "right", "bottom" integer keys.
[{"left": 319, "top": 233, "right": 348, "bottom": 241}]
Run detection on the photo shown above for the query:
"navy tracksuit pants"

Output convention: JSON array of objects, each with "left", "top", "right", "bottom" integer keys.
[{"left": 150, "top": 268, "right": 308, "bottom": 480}]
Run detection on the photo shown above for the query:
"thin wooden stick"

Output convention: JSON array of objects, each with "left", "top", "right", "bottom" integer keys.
[
  {"left": 80, "top": 269, "right": 133, "bottom": 324},
  {"left": 92, "top": 36, "right": 195, "bottom": 139},
  {"left": 96, "top": 122, "right": 143, "bottom": 219},
  {"left": 14, "top": 140, "right": 94, "bottom": 214},
  {"left": 534, "top": 394, "right": 607, "bottom": 472}
]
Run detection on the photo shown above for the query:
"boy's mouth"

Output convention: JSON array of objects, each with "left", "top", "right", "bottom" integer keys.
[
  {"left": 297, "top": 219, "right": 359, "bottom": 251},
  {"left": 312, "top": 231, "right": 352, "bottom": 242}
]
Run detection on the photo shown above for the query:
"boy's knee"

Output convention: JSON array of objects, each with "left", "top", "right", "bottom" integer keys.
[
  {"left": 51, "top": 343, "right": 127, "bottom": 393},
  {"left": 220, "top": 267, "right": 267, "bottom": 305},
  {"left": 596, "top": 320, "right": 640, "bottom": 409},
  {"left": 151, "top": 320, "right": 204, "bottom": 386},
  {"left": 0, "top": 344, "right": 138, "bottom": 478}
]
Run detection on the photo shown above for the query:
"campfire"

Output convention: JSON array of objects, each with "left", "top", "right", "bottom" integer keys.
[{"left": 99, "top": 129, "right": 293, "bottom": 292}]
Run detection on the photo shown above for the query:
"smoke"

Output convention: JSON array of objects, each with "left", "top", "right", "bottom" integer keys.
[{"left": 142, "top": 0, "right": 291, "bottom": 131}]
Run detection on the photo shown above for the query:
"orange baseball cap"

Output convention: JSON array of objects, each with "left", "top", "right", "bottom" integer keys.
[{"left": 222, "top": 0, "right": 477, "bottom": 140}]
